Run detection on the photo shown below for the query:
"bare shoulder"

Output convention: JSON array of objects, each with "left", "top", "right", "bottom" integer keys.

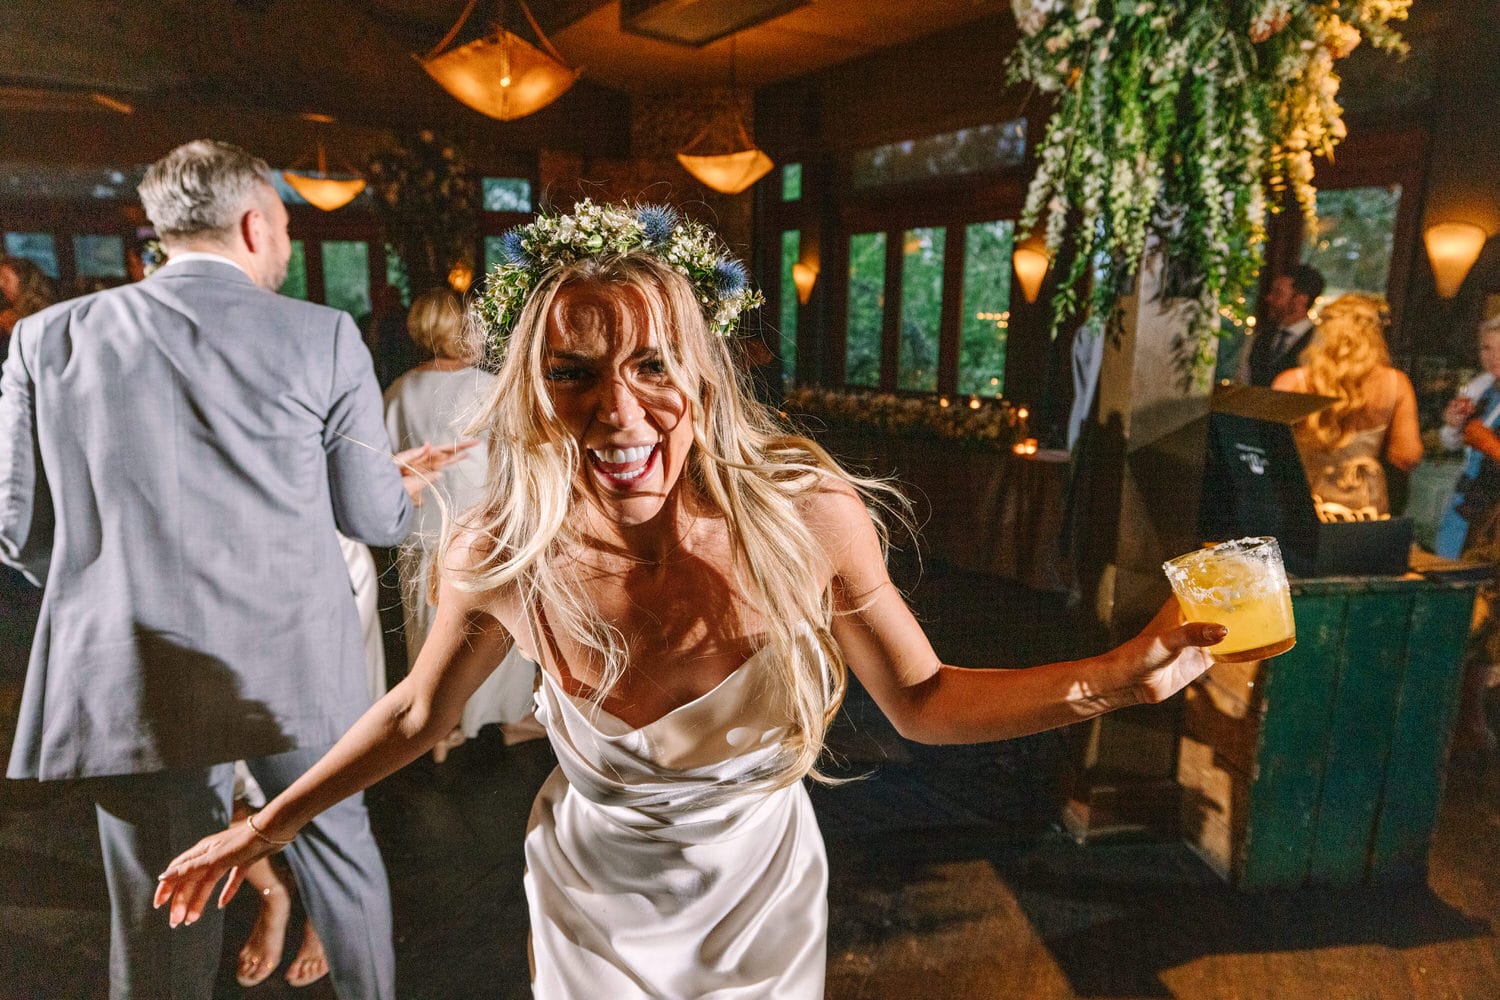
[
  {"left": 794, "top": 473, "right": 884, "bottom": 578},
  {"left": 796, "top": 473, "right": 868, "bottom": 534},
  {"left": 439, "top": 527, "right": 523, "bottom": 620}
]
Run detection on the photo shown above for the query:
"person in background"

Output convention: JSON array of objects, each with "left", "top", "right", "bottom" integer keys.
[
  {"left": 384, "top": 287, "right": 540, "bottom": 763},
  {"left": 0, "top": 255, "right": 57, "bottom": 360},
  {"left": 363, "top": 283, "right": 422, "bottom": 391},
  {"left": 1241, "top": 263, "right": 1327, "bottom": 387},
  {"left": 1272, "top": 293, "right": 1422, "bottom": 519},
  {"left": 1435, "top": 316, "right": 1500, "bottom": 757}
]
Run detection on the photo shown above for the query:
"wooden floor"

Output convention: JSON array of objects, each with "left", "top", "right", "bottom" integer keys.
[{"left": 2, "top": 566, "right": 1499, "bottom": 999}]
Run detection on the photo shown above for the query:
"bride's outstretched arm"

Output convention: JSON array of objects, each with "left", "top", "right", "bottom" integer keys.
[
  {"left": 808, "top": 481, "right": 1226, "bottom": 746},
  {"left": 154, "top": 569, "right": 516, "bottom": 928}
]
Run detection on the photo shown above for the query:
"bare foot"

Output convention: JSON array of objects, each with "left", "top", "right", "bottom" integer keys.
[
  {"left": 236, "top": 883, "right": 290, "bottom": 987},
  {"left": 285, "top": 919, "right": 330, "bottom": 988}
]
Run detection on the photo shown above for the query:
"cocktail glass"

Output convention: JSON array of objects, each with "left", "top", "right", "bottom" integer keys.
[{"left": 1162, "top": 536, "right": 1296, "bottom": 662}]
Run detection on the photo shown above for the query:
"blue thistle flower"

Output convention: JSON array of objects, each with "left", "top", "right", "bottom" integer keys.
[
  {"left": 711, "top": 258, "right": 748, "bottom": 297},
  {"left": 636, "top": 204, "right": 680, "bottom": 247},
  {"left": 499, "top": 229, "right": 531, "bottom": 267}
]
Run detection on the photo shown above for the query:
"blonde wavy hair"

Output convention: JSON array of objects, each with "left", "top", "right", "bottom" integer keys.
[
  {"left": 1303, "top": 293, "right": 1392, "bottom": 449},
  {"left": 446, "top": 252, "right": 900, "bottom": 787}
]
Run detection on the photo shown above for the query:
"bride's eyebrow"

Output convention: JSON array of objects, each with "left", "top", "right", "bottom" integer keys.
[{"left": 544, "top": 350, "right": 598, "bottom": 364}]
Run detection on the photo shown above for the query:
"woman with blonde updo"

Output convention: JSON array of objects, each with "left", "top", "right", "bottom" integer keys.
[
  {"left": 384, "top": 286, "right": 540, "bottom": 762},
  {"left": 1273, "top": 293, "right": 1422, "bottom": 518}
]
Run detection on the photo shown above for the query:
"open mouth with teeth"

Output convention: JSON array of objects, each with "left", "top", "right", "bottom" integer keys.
[{"left": 587, "top": 443, "right": 660, "bottom": 489}]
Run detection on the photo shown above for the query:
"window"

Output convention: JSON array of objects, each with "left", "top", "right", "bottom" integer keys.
[
  {"left": 482, "top": 178, "right": 533, "bottom": 212},
  {"left": 898, "top": 227, "right": 944, "bottom": 392},
  {"left": 845, "top": 232, "right": 886, "bottom": 387},
  {"left": 322, "top": 241, "right": 371, "bottom": 317},
  {"left": 280, "top": 240, "right": 308, "bottom": 300},
  {"left": 959, "top": 220, "right": 1014, "bottom": 396},
  {"left": 3, "top": 233, "right": 59, "bottom": 278},
  {"left": 385, "top": 252, "right": 410, "bottom": 307},
  {"left": 781, "top": 164, "right": 802, "bottom": 202},
  {"left": 0, "top": 163, "right": 146, "bottom": 202},
  {"left": 851, "top": 118, "right": 1027, "bottom": 190},
  {"left": 1302, "top": 185, "right": 1402, "bottom": 300},
  {"left": 73, "top": 234, "right": 126, "bottom": 278},
  {"left": 780, "top": 231, "right": 800, "bottom": 385}
]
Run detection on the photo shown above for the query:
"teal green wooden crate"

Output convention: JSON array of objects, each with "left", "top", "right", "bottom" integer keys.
[{"left": 1232, "top": 574, "right": 1477, "bottom": 891}]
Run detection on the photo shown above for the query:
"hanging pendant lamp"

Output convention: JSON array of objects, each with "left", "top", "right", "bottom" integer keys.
[
  {"left": 419, "top": 0, "right": 581, "bottom": 122},
  {"left": 676, "top": 37, "right": 773, "bottom": 195},
  {"left": 282, "top": 141, "right": 366, "bottom": 212}
]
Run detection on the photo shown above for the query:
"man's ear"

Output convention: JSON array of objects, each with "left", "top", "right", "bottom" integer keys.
[{"left": 238, "top": 207, "right": 262, "bottom": 255}]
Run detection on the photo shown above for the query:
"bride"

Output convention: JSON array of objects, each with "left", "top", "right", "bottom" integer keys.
[{"left": 155, "top": 201, "right": 1225, "bottom": 998}]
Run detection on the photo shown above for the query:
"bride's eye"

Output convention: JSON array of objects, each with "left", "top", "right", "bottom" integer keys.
[{"left": 545, "top": 365, "right": 586, "bottom": 383}]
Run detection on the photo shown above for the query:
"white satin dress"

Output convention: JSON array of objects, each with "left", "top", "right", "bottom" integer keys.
[{"left": 524, "top": 642, "right": 829, "bottom": 999}]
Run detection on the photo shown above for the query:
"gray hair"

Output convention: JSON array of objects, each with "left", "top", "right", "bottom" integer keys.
[{"left": 138, "top": 140, "right": 271, "bottom": 243}]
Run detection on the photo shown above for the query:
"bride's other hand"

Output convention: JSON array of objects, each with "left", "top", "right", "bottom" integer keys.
[
  {"left": 152, "top": 820, "right": 280, "bottom": 928},
  {"left": 1111, "top": 598, "right": 1226, "bottom": 705}
]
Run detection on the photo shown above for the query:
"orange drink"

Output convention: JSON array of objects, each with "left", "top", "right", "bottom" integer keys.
[{"left": 1163, "top": 536, "right": 1296, "bottom": 662}]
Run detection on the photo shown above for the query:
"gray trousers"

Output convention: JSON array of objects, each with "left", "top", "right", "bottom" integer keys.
[{"left": 90, "top": 745, "right": 395, "bottom": 1000}]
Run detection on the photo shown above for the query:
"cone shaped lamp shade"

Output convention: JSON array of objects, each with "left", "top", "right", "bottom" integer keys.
[
  {"left": 420, "top": 31, "right": 580, "bottom": 121},
  {"left": 282, "top": 173, "right": 366, "bottom": 212},
  {"left": 1424, "top": 222, "right": 1488, "bottom": 298}
]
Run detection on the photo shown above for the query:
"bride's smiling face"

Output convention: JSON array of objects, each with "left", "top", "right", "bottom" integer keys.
[{"left": 542, "top": 280, "right": 695, "bottom": 527}]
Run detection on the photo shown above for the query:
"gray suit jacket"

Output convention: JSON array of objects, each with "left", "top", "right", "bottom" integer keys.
[{"left": 0, "top": 260, "right": 413, "bottom": 779}]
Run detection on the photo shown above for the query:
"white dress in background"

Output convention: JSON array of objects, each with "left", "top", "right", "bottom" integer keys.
[
  {"left": 384, "top": 366, "right": 538, "bottom": 740},
  {"left": 525, "top": 642, "right": 828, "bottom": 999}
]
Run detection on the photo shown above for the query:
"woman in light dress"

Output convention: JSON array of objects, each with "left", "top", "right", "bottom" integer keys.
[
  {"left": 1272, "top": 293, "right": 1422, "bottom": 520},
  {"left": 384, "top": 287, "right": 541, "bottom": 761},
  {"left": 157, "top": 203, "right": 1224, "bottom": 998}
]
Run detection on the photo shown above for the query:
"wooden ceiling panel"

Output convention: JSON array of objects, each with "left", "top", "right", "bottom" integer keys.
[{"left": 553, "top": 0, "right": 1007, "bottom": 91}]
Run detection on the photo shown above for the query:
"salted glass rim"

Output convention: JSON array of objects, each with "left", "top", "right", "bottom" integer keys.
[{"left": 1162, "top": 535, "right": 1283, "bottom": 578}]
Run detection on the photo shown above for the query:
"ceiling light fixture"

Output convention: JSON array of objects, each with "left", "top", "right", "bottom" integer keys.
[
  {"left": 418, "top": 0, "right": 581, "bottom": 121},
  {"left": 675, "top": 36, "right": 773, "bottom": 195},
  {"left": 282, "top": 140, "right": 366, "bottom": 212}
]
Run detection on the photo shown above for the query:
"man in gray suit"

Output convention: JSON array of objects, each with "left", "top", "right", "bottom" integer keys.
[{"left": 0, "top": 140, "right": 441, "bottom": 999}]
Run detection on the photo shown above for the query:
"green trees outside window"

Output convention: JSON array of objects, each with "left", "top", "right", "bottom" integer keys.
[
  {"left": 898, "top": 227, "right": 944, "bottom": 392},
  {"left": 846, "top": 233, "right": 886, "bottom": 387},
  {"left": 780, "top": 230, "right": 799, "bottom": 385},
  {"left": 1303, "top": 185, "right": 1402, "bottom": 301},
  {"left": 959, "top": 220, "right": 1014, "bottom": 396},
  {"left": 279, "top": 240, "right": 308, "bottom": 300},
  {"left": 73, "top": 235, "right": 125, "bottom": 278},
  {"left": 322, "top": 241, "right": 371, "bottom": 318}
]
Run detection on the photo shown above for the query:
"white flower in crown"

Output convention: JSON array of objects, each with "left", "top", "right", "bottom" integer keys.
[{"left": 474, "top": 200, "right": 763, "bottom": 369}]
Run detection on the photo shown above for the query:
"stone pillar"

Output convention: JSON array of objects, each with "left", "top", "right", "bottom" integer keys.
[{"left": 1063, "top": 253, "right": 1216, "bottom": 841}]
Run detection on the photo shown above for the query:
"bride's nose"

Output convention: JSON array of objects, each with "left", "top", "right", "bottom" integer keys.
[{"left": 596, "top": 374, "right": 644, "bottom": 427}]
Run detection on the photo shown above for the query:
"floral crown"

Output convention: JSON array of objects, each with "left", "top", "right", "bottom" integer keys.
[{"left": 473, "top": 199, "right": 763, "bottom": 365}]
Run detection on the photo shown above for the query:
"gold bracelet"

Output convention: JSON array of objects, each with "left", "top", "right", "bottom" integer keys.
[{"left": 245, "top": 812, "right": 295, "bottom": 847}]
